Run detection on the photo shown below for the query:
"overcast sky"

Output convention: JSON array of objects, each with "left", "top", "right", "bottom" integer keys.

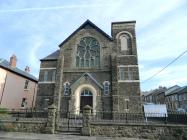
[{"left": 0, "top": 0, "right": 187, "bottom": 91}]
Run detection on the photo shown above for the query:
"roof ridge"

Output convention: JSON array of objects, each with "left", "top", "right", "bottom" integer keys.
[
  {"left": 59, "top": 19, "right": 112, "bottom": 47},
  {"left": 0, "top": 59, "right": 4, "bottom": 63},
  {"left": 0, "top": 58, "right": 37, "bottom": 82}
]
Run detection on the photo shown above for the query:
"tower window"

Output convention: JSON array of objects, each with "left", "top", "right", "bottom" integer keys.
[
  {"left": 118, "top": 66, "right": 138, "bottom": 80},
  {"left": 44, "top": 71, "right": 48, "bottom": 81},
  {"left": 120, "top": 35, "right": 128, "bottom": 51},
  {"left": 117, "top": 31, "right": 132, "bottom": 55},
  {"left": 52, "top": 70, "right": 56, "bottom": 82}
]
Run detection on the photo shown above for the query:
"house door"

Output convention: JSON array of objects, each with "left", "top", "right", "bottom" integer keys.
[{"left": 80, "top": 89, "right": 93, "bottom": 113}]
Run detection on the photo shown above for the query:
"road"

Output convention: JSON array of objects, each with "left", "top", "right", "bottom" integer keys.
[{"left": 0, "top": 132, "right": 148, "bottom": 140}]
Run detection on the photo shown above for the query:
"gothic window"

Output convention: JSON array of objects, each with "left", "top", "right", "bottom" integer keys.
[
  {"left": 119, "top": 34, "right": 132, "bottom": 54},
  {"left": 117, "top": 32, "right": 132, "bottom": 55},
  {"left": 120, "top": 35, "right": 128, "bottom": 51},
  {"left": 76, "top": 37, "right": 100, "bottom": 68},
  {"left": 118, "top": 66, "right": 138, "bottom": 80},
  {"left": 64, "top": 82, "right": 70, "bottom": 95},
  {"left": 103, "top": 81, "right": 110, "bottom": 95}
]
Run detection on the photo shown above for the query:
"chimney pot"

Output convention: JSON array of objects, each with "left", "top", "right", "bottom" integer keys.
[
  {"left": 25, "top": 66, "right": 30, "bottom": 73},
  {"left": 9, "top": 54, "right": 17, "bottom": 68}
]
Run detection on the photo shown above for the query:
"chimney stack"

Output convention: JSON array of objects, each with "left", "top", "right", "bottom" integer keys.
[
  {"left": 25, "top": 66, "right": 30, "bottom": 73},
  {"left": 9, "top": 54, "right": 17, "bottom": 68}
]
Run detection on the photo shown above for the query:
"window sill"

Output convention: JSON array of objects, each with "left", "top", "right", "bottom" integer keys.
[
  {"left": 118, "top": 80, "right": 140, "bottom": 83},
  {"left": 24, "top": 89, "right": 29, "bottom": 91},
  {"left": 38, "top": 81, "right": 55, "bottom": 84}
]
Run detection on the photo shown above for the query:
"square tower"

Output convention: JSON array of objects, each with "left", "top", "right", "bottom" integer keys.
[{"left": 111, "top": 21, "right": 141, "bottom": 113}]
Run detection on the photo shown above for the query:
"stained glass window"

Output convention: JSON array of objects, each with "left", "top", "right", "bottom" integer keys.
[{"left": 76, "top": 37, "right": 100, "bottom": 68}]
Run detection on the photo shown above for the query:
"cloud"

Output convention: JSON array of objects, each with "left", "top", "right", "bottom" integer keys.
[
  {"left": 0, "top": 0, "right": 187, "bottom": 90},
  {"left": 0, "top": 4, "right": 113, "bottom": 13}
]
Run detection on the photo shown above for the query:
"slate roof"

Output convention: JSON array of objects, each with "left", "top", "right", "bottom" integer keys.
[
  {"left": 59, "top": 19, "right": 113, "bottom": 47},
  {"left": 40, "top": 50, "right": 60, "bottom": 61},
  {"left": 178, "top": 86, "right": 187, "bottom": 94},
  {"left": 70, "top": 73, "right": 103, "bottom": 89},
  {"left": 165, "top": 86, "right": 187, "bottom": 96},
  {"left": 144, "top": 88, "right": 166, "bottom": 97},
  {"left": 165, "top": 85, "right": 180, "bottom": 95},
  {"left": 0, "top": 59, "right": 38, "bottom": 82}
]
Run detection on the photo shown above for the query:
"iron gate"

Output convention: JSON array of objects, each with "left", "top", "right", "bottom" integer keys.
[{"left": 58, "top": 111, "right": 83, "bottom": 133}]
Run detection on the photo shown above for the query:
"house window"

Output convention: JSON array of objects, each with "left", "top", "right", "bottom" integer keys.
[
  {"left": 179, "top": 94, "right": 185, "bottom": 101},
  {"left": 44, "top": 98, "right": 49, "bottom": 108},
  {"left": 21, "top": 98, "right": 27, "bottom": 108},
  {"left": 103, "top": 81, "right": 110, "bottom": 95},
  {"left": 76, "top": 37, "right": 100, "bottom": 68},
  {"left": 44, "top": 71, "right": 48, "bottom": 81},
  {"left": 24, "top": 80, "right": 29, "bottom": 89},
  {"left": 124, "top": 98, "right": 129, "bottom": 111},
  {"left": 64, "top": 82, "right": 70, "bottom": 95},
  {"left": 118, "top": 66, "right": 137, "bottom": 80}
]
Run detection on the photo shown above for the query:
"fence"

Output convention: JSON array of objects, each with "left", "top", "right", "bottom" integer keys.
[
  {"left": 0, "top": 109, "right": 48, "bottom": 121},
  {"left": 91, "top": 111, "right": 187, "bottom": 125}
]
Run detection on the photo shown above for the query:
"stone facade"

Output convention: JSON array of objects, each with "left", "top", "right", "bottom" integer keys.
[
  {"left": 90, "top": 123, "right": 187, "bottom": 139},
  {"left": 0, "top": 121, "right": 46, "bottom": 133},
  {"left": 35, "top": 20, "right": 141, "bottom": 115}
]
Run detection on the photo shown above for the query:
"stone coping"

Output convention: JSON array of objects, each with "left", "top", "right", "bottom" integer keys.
[
  {"left": 90, "top": 122, "right": 187, "bottom": 127},
  {"left": 0, "top": 120, "right": 47, "bottom": 123}
]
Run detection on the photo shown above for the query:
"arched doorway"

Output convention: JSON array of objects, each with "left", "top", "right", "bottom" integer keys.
[
  {"left": 74, "top": 84, "right": 97, "bottom": 115},
  {"left": 80, "top": 89, "right": 93, "bottom": 112}
]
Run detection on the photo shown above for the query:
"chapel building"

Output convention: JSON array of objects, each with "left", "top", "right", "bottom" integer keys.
[{"left": 35, "top": 20, "right": 141, "bottom": 115}]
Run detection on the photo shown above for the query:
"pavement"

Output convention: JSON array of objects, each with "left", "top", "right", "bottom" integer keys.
[{"left": 0, "top": 132, "right": 148, "bottom": 140}]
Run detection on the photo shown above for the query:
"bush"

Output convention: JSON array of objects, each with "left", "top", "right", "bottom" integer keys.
[{"left": 0, "top": 107, "right": 9, "bottom": 114}]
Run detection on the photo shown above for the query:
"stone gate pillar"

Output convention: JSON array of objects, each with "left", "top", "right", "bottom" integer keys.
[
  {"left": 45, "top": 104, "right": 57, "bottom": 134},
  {"left": 81, "top": 105, "right": 92, "bottom": 136}
]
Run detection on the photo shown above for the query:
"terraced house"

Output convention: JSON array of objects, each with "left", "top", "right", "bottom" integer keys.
[
  {"left": 36, "top": 20, "right": 141, "bottom": 115},
  {"left": 0, "top": 55, "right": 38, "bottom": 109}
]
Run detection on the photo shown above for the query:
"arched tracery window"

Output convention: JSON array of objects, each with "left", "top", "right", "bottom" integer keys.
[
  {"left": 117, "top": 32, "right": 132, "bottom": 55},
  {"left": 76, "top": 37, "right": 100, "bottom": 68}
]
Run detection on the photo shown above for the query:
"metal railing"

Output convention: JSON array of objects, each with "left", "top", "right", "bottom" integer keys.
[
  {"left": 0, "top": 109, "right": 48, "bottom": 121},
  {"left": 91, "top": 111, "right": 187, "bottom": 125}
]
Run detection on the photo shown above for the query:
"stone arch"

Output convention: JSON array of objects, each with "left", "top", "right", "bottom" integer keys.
[
  {"left": 116, "top": 31, "right": 133, "bottom": 39},
  {"left": 116, "top": 31, "right": 133, "bottom": 55},
  {"left": 74, "top": 84, "right": 97, "bottom": 115}
]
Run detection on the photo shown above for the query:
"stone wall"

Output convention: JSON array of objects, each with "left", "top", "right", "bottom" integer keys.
[
  {"left": 0, "top": 121, "right": 46, "bottom": 133},
  {"left": 90, "top": 123, "right": 187, "bottom": 139}
]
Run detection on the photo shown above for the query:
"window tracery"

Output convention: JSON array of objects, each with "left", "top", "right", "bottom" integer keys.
[{"left": 76, "top": 37, "right": 100, "bottom": 68}]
